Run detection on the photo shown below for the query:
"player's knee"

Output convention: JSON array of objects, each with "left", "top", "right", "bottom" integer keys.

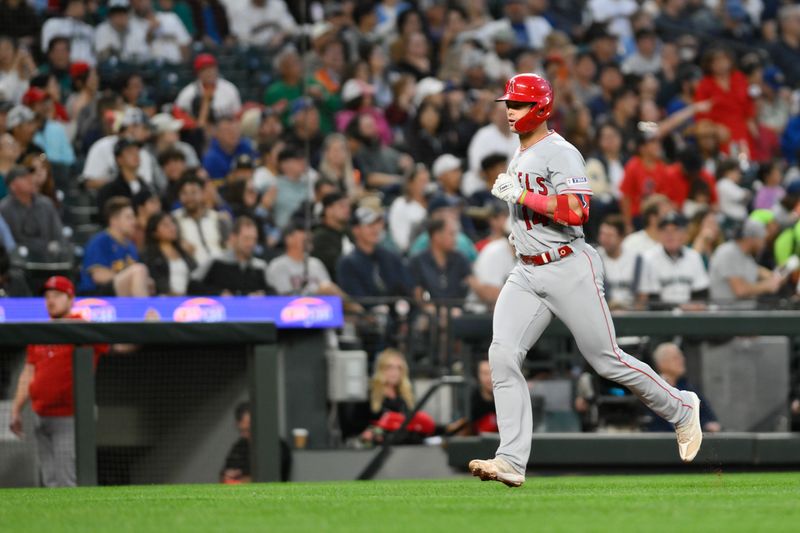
[{"left": 488, "top": 340, "right": 521, "bottom": 376}]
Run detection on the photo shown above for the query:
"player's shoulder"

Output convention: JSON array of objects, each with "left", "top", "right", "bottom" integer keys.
[
  {"left": 538, "top": 132, "right": 585, "bottom": 165},
  {"left": 547, "top": 132, "right": 583, "bottom": 154}
]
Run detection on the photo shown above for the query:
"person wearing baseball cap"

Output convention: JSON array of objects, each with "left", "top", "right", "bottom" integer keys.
[
  {"left": 336, "top": 79, "right": 392, "bottom": 146},
  {"left": 22, "top": 86, "right": 76, "bottom": 166},
  {"left": 9, "top": 275, "right": 109, "bottom": 487},
  {"left": 5, "top": 105, "right": 43, "bottom": 162},
  {"left": 311, "top": 192, "right": 351, "bottom": 280},
  {"left": 638, "top": 211, "right": 710, "bottom": 308},
  {"left": 95, "top": 137, "right": 151, "bottom": 217},
  {"left": 266, "top": 220, "right": 335, "bottom": 296},
  {"left": 0, "top": 165, "right": 65, "bottom": 257},
  {"left": 337, "top": 206, "right": 412, "bottom": 299},
  {"left": 174, "top": 52, "right": 242, "bottom": 124},
  {"left": 81, "top": 106, "right": 156, "bottom": 190},
  {"left": 148, "top": 113, "right": 200, "bottom": 172},
  {"left": 708, "top": 218, "right": 786, "bottom": 306}
]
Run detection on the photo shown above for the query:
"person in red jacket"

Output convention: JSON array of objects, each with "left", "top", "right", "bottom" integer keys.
[
  {"left": 8, "top": 276, "right": 108, "bottom": 487},
  {"left": 619, "top": 127, "right": 671, "bottom": 233},
  {"left": 695, "top": 46, "right": 756, "bottom": 158}
]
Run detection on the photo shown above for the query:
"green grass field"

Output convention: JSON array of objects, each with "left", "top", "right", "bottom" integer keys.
[{"left": 2, "top": 473, "right": 799, "bottom": 532}]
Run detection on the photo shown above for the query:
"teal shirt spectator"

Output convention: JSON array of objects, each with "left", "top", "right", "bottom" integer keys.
[
  {"left": 0, "top": 171, "right": 8, "bottom": 201},
  {"left": 272, "top": 176, "right": 309, "bottom": 228},
  {"left": 34, "top": 121, "right": 76, "bottom": 166},
  {"left": 408, "top": 231, "right": 478, "bottom": 263},
  {"left": 156, "top": 0, "right": 196, "bottom": 36}
]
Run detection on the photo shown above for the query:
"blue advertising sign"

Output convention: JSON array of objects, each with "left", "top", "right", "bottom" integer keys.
[{"left": 0, "top": 296, "right": 343, "bottom": 329}]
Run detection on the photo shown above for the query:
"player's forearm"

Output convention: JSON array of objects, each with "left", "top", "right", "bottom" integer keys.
[
  {"left": 517, "top": 192, "right": 589, "bottom": 226},
  {"left": 11, "top": 365, "right": 33, "bottom": 414}
]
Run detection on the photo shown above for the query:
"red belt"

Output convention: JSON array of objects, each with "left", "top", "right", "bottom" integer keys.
[{"left": 519, "top": 245, "right": 574, "bottom": 266}]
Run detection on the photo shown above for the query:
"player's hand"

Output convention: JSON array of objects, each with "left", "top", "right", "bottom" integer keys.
[
  {"left": 491, "top": 173, "right": 523, "bottom": 204},
  {"left": 9, "top": 411, "right": 22, "bottom": 438}
]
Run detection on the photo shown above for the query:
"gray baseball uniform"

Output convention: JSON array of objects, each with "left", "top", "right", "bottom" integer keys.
[{"left": 490, "top": 132, "right": 695, "bottom": 474}]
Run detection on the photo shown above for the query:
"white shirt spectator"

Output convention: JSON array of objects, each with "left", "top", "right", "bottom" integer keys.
[
  {"left": 717, "top": 177, "right": 750, "bottom": 222},
  {"left": 226, "top": 0, "right": 298, "bottom": 46},
  {"left": 388, "top": 196, "right": 427, "bottom": 253},
  {"left": 622, "top": 51, "right": 662, "bottom": 76},
  {"left": 95, "top": 19, "right": 151, "bottom": 63},
  {"left": 467, "top": 237, "right": 516, "bottom": 310},
  {"left": 622, "top": 229, "right": 659, "bottom": 255},
  {"left": 175, "top": 79, "right": 242, "bottom": 119},
  {"left": 588, "top": 0, "right": 638, "bottom": 41},
  {"left": 82, "top": 135, "right": 156, "bottom": 186},
  {"left": 267, "top": 254, "right": 331, "bottom": 295},
  {"left": 598, "top": 246, "right": 640, "bottom": 308},
  {"left": 465, "top": 123, "right": 518, "bottom": 196},
  {"left": 133, "top": 12, "right": 191, "bottom": 64},
  {"left": 473, "top": 238, "right": 516, "bottom": 289},
  {"left": 41, "top": 17, "right": 96, "bottom": 66},
  {"left": 0, "top": 69, "right": 27, "bottom": 103},
  {"left": 172, "top": 207, "right": 228, "bottom": 266},
  {"left": 639, "top": 245, "right": 709, "bottom": 305}
]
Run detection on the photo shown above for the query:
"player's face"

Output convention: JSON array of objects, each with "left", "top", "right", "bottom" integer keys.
[
  {"left": 45, "top": 290, "right": 73, "bottom": 319},
  {"left": 505, "top": 101, "right": 533, "bottom": 132}
]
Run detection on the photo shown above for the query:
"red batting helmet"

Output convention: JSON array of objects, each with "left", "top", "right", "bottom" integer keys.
[{"left": 495, "top": 73, "right": 554, "bottom": 133}]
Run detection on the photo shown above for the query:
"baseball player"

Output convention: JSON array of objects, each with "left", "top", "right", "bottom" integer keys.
[{"left": 468, "top": 74, "right": 703, "bottom": 488}]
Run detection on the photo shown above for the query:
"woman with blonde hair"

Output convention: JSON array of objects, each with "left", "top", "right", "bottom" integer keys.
[
  {"left": 369, "top": 349, "right": 414, "bottom": 417},
  {"left": 318, "top": 133, "right": 361, "bottom": 199},
  {"left": 360, "top": 348, "right": 436, "bottom": 444}
]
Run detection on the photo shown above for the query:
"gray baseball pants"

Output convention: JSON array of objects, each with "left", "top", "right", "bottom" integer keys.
[
  {"left": 34, "top": 414, "right": 76, "bottom": 487},
  {"left": 489, "top": 241, "right": 694, "bottom": 474}
]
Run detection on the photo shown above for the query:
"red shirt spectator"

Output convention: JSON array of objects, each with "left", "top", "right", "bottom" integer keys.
[
  {"left": 657, "top": 151, "right": 719, "bottom": 210},
  {"left": 619, "top": 137, "right": 670, "bottom": 229},
  {"left": 695, "top": 48, "right": 755, "bottom": 156}
]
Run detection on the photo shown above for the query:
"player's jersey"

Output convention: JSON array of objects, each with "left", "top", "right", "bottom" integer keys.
[{"left": 506, "top": 131, "right": 592, "bottom": 256}]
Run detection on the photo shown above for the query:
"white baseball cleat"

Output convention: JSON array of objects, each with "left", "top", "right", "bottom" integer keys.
[
  {"left": 468, "top": 457, "right": 525, "bottom": 487},
  {"left": 675, "top": 391, "right": 703, "bottom": 463}
]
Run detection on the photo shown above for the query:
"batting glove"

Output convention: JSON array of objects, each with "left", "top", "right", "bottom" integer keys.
[{"left": 491, "top": 173, "right": 523, "bottom": 204}]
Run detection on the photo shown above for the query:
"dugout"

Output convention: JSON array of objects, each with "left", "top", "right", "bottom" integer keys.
[{"left": 0, "top": 301, "right": 338, "bottom": 487}]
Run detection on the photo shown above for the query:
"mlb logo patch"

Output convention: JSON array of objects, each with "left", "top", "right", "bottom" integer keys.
[{"left": 566, "top": 177, "right": 589, "bottom": 187}]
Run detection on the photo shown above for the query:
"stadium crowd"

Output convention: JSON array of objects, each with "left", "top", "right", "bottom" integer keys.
[{"left": 0, "top": 0, "right": 799, "bottom": 312}]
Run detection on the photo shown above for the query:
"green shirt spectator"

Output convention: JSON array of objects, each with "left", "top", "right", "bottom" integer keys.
[
  {"left": 774, "top": 220, "right": 800, "bottom": 266},
  {"left": 263, "top": 47, "right": 340, "bottom": 133}
]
